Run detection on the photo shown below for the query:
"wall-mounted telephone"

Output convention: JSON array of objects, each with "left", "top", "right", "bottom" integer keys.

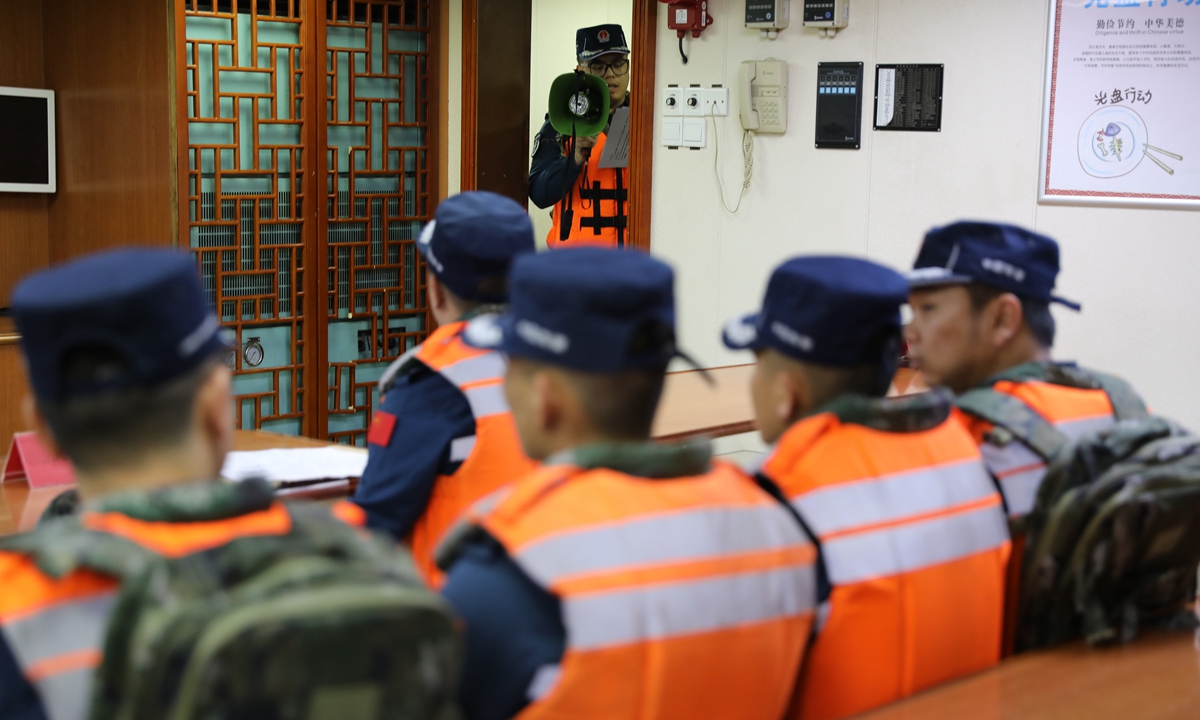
[{"left": 740, "top": 59, "right": 788, "bottom": 133}]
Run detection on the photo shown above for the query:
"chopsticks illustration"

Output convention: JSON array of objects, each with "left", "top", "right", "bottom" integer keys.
[{"left": 1143, "top": 144, "right": 1183, "bottom": 175}]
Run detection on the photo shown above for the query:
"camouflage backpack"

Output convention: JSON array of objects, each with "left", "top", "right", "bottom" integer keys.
[
  {"left": 1, "top": 480, "right": 460, "bottom": 720},
  {"left": 956, "top": 365, "right": 1200, "bottom": 651}
]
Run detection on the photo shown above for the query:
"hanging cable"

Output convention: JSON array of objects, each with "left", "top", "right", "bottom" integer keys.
[
  {"left": 678, "top": 35, "right": 689, "bottom": 65},
  {"left": 711, "top": 109, "right": 753, "bottom": 214}
]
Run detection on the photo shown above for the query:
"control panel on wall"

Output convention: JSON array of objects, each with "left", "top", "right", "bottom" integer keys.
[
  {"left": 746, "top": 0, "right": 789, "bottom": 31},
  {"left": 740, "top": 59, "right": 788, "bottom": 133},
  {"left": 815, "top": 62, "right": 863, "bottom": 148},
  {"left": 803, "top": 0, "right": 849, "bottom": 28}
]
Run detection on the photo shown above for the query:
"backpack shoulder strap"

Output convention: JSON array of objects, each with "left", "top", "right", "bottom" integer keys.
[
  {"left": 956, "top": 387, "right": 1068, "bottom": 461},
  {"left": 1088, "top": 371, "right": 1149, "bottom": 422}
]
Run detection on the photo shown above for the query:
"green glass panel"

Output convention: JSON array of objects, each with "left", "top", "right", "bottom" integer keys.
[
  {"left": 327, "top": 319, "right": 369, "bottom": 363},
  {"left": 278, "top": 369, "right": 293, "bottom": 414},
  {"left": 186, "top": 16, "right": 232, "bottom": 41},
  {"left": 388, "top": 30, "right": 424, "bottom": 52},
  {"left": 371, "top": 103, "right": 383, "bottom": 168},
  {"left": 355, "top": 78, "right": 399, "bottom": 99},
  {"left": 260, "top": 122, "right": 302, "bottom": 145},
  {"left": 257, "top": 20, "right": 300, "bottom": 45},
  {"left": 261, "top": 418, "right": 301, "bottom": 436},
  {"left": 220, "top": 96, "right": 234, "bottom": 119},
  {"left": 328, "top": 412, "right": 366, "bottom": 434},
  {"left": 404, "top": 56, "right": 417, "bottom": 122},
  {"left": 389, "top": 126, "right": 423, "bottom": 148},
  {"left": 327, "top": 26, "right": 367, "bottom": 49},
  {"left": 239, "top": 97, "right": 253, "bottom": 169},
  {"left": 218, "top": 44, "right": 233, "bottom": 67},
  {"left": 328, "top": 125, "right": 366, "bottom": 169},
  {"left": 237, "top": 13, "right": 253, "bottom": 67},
  {"left": 259, "top": 149, "right": 272, "bottom": 169},
  {"left": 262, "top": 395, "right": 274, "bottom": 416},
  {"left": 337, "top": 52, "right": 350, "bottom": 121},
  {"left": 220, "top": 148, "right": 235, "bottom": 170},
  {"left": 371, "top": 23, "right": 384, "bottom": 74},
  {"left": 222, "top": 176, "right": 272, "bottom": 193},
  {"left": 258, "top": 47, "right": 271, "bottom": 69},
  {"left": 276, "top": 48, "right": 291, "bottom": 120},
  {"left": 189, "top": 122, "right": 234, "bottom": 145},
  {"left": 198, "top": 44, "right": 214, "bottom": 118},
  {"left": 221, "top": 70, "right": 272, "bottom": 94},
  {"left": 356, "top": 177, "right": 397, "bottom": 193},
  {"left": 241, "top": 398, "right": 256, "bottom": 429},
  {"left": 233, "top": 371, "right": 272, "bottom": 395}
]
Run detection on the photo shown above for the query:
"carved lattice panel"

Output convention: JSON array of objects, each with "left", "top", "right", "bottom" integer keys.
[
  {"left": 183, "top": 0, "right": 310, "bottom": 436},
  {"left": 325, "top": 0, "right": 433, "bottom": 446}
]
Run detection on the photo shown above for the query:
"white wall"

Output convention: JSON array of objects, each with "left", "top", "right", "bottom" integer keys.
[
  {"left": 528, "top": 0, "right": 633, "bottom": 247},
  {"left": 445, "top": 0, "right": 462, "bottom": 196},
  {"left": 649, "top": 0, "right": 1200, "bottom": 429}
]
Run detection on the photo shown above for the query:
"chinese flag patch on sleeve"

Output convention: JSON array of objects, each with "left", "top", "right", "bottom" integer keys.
[{"left": 367, "top": 410, "right": 398, "bottom": 447}]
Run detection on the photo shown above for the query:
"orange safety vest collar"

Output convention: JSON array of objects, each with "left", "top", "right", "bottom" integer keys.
[
  {"left": 762, "top": 405, "right": 1011, "bottom": 720},
  {"left": 405, "top": 321, "right": 537, "bottom": 588},
  {"left": 475, "top": 459, "right": 817, "bottom": 720}
]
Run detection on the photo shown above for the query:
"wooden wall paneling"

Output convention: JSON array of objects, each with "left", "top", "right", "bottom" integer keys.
[
  {"left": 308, "top": 0, "right": 329, "bottom": 438},
  {"left": 42, "top": 0, "right": 175, "bottom": 263},
  {"left": 627, "top": 0, "right": 657, "bottom": 252},
  {"left": 459, "top": 0, "right": 477, "bottom": 191},
  {"left": 472, "top": 0, "right": 531, "bottom": 205},
  {"left": 0, "top": 0, "right": 50, "bottom": 306},
  {"left": 435, "top": 0, "right": 449, "bottom": 201},
  {"left": 0, "top": 323, "right": 31, "bottom": 462}
]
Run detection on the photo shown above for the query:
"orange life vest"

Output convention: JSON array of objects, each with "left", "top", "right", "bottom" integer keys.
[
  {"left": 405, "top": 321, "right": 537, "bottom": 588},
  {"left": 547, "top": 131, "right": 628, "bottom": 249},
  {"left": 956, "top": 379, "right": 1116, "bottom": 520},
  {"left": 0, "top": 499, "right": 315, "bottom": 720},
  {"left": 761, "top": 397, "right": 1011, "bottom": 720},
  {"left": 475, "top": 459, "right": 817, "bottom": 720},
  {"left": 954, "top": 373, "right": 1120, "bottom": 656}
]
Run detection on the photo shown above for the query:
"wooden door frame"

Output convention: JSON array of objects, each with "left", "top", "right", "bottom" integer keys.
[{"left": 459, "top": 1, "right": 656, "bottom": 250}]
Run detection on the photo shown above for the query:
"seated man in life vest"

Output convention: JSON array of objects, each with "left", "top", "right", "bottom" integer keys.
[
  {"left": 440, "top": 247, "right": 817, "bottom": 720},
  {"left": 723, "top": 256, "right": 1011, "bottom": 720},
  {"left": 905, "top": 222, "right": 1148, "bottom": 654},
  {"left": 354, "top": 191, "right": 538, "bottom": 587},
  {"left": 529, "top": 24, "right": 632, "bottom": 248},
  {"left": 0, "top": 249, "right": 414, "bottom": 720}
]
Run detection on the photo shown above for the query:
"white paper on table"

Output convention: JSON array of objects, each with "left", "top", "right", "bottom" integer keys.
[{"left": 221, "top": 447, "right": 369, "bottom": 484}]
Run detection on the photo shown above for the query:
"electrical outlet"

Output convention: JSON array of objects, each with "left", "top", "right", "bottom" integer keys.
[
  {"left": 663, "top": 86, "right": 682, "bottom": 117},
  {"left": 682, "top": 86, "right": 705, "bottom": 117},
  {"left": 704, "top": 86, "right": 728, "bottom": 116}
]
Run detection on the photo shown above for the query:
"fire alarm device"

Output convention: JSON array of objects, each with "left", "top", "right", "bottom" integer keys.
[
  {"left": 747, "top": 0, "right": 789, "bottom": 38},
  {"left": 661, "top": 0, "right": 714, "bottom": 39},
  {"left": 803, "top": 0, "right": 849, "bottom": 37}
]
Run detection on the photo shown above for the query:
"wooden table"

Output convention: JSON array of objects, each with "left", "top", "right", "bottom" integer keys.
[{"left": 861, "top": 631, "right": 1200, "bottom": 720}]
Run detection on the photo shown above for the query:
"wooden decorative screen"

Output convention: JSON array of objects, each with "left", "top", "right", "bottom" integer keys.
[
  {"left": 323, "top": 0, "right": 433, "bottom": 446},
  {"left": 179, "top": 0, "right": 434, "bottom": 443},
  {"left": 182, "top": 0, "right": 312, "bottom": 437}
]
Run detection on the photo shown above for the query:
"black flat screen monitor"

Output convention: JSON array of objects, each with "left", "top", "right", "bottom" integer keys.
[{"left": 0, "top": 87, "right": 56, "bottom": 193}]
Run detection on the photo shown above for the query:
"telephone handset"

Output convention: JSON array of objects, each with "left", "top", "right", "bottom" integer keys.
[{"left": 739, "top": 59, "right": 788, "bottom": 133}]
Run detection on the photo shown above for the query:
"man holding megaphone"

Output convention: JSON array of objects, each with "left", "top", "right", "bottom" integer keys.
[{"left": 529, "top": 24, "right": 631, "bottom": 249}]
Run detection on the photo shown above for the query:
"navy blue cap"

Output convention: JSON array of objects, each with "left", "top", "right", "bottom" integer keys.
[
  {"left": 908, "top": 221, "right": 1081, "bottom": 310},
  {"left": 723, "top": 256, "right": 908, "bottom": 368},
  {"left": 577, "top": 24, "right": 629, "bottom": 62},
  {"left": 418, "top": 191, "right": 536, "bottom": 304},
  {"left": 12, "top": 248, "right": 228, "bottom": 403},
  {"left": 463, "top": 247, "right": 679, "bottom": 373}
]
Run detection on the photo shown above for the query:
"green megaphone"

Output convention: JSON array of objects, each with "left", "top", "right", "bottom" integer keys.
[{"left": 548, "top": 71, "right": 611, "bottom": 137}]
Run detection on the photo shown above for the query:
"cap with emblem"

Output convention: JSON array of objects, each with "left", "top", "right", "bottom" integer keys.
[
  {"left": 11, "top": 248, "right": 229, "bottom": 403},
  {"left": 576, "top": 23, "right": 629, "bottom": 62},
  {"left": 907, "top": 221, "right": 1080, "bottom": 310},
  {"left": 723, "top": 256, "right": 908, "bottom": 369},
  {"left": 418, "top": 191, "right": 536, "bottom": 304},
  {"left": 463, "top": 247, "right": 681, "bottom": 373}
]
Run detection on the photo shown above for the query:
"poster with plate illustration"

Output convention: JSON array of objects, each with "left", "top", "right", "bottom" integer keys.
[{"left": 1039, "top": 0, "right": 1200, "bottom": 208}]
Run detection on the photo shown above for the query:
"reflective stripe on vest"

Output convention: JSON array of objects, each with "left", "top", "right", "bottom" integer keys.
[
  {"left": 480, "top": 462, "right": 816, "bottom": 720},
  {"left": 547, "top": 131, "right": 628, "bottom": 249},
  {"left": 408, "top": 322, "right": 537, "bottom": 588},
  {"left": 971, "top": 381, "right": 1118, "bottom": 518},
  {"left": 0, "top": 574, "right": 116, "bottom": 720},
  {"left": 764, "top": 412, "right": 1010, "bottom": 720},
  {"left": 792, "top": 458, "right": 1009, "bottom": 585}
]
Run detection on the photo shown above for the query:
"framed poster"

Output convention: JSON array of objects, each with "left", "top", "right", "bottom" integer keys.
[{"left": 1039, "top": 1, "right": 1200, "bottom": 209}]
